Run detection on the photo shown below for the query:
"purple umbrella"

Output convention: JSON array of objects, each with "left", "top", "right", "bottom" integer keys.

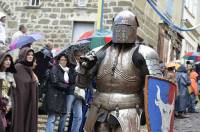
[{"left": 9, "top": 33, "right": 44, "bottom": 50}]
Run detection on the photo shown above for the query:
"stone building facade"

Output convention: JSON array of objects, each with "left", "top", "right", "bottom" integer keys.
[
  {"left": 180, "top": 0, "right": 200, "bottom": 63},
  {"left": 0, "top": 0, "right": 183, "bottom": 53}
]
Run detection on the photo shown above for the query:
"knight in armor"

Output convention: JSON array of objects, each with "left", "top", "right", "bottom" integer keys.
[{"left": 76, "top": 10, "right": 162, "bottom": 132}]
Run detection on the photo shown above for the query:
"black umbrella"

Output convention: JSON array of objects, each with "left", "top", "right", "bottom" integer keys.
[
  {"left": 34, "top": 50, "right": 52, "bottom": 80},
  {"left": 54, "top": 43, "right": 90, "bottom": 66}
]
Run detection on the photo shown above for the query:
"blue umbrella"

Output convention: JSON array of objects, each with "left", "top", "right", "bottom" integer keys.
[{"left": 9, "top": 33, "right": 44, "bottom": 50}]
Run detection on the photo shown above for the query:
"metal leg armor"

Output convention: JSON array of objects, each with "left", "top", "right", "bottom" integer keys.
[
  {"left": 84, "top": 105, "right": 141, "bottom": 132},
  {"left": 110, "top": 108, "right": 141, "bottom": 132}
]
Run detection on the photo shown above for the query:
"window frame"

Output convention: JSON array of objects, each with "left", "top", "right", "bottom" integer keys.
[
  {"left": 74, "top": 0, "right": 88, "bottom": 7},
  {"left": 152, "top": 0, "right": 157, "bottom": 5},
  {"left": 28, "top": 0, "right": 40, "bottom": 7},
  {"left": 185, "top": 0, "right": 197, "bottom": 18}
]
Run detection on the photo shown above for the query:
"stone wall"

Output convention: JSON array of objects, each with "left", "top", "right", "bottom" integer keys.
[
  {"left": 0, "top": 0, "right": 182, "bottom": 51},
  {"left": 103, "top": 0, "right": 159, "bottom": 49}
]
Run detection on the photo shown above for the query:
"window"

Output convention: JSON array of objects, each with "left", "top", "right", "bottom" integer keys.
[
  {"left": 158, "top": 24, "right": 181, "bottom": 62},
  {"left": 165, "top": 0, "right": 173, "bottom": 18},
  {"left": 74, "top": 0, "right": 88, "bottom": 7},
  {"left": 152, "top": 0, "right": 157, "bottom": 5},
  {"left": 185, "top": 41, "right": 194, "bottom": 52},
  {"left": 185, "top": 0, "right": 190, "bottom": 8},
  {"left": 29, "top": 0, "right": 40, "bottom": 6},
  {"left": 185, "top": 0, "right": 198, "bottom": 17}
]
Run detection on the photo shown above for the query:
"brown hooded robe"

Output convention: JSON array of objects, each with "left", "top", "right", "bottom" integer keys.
[{"left": 12, "top": 48, "right": 37, "bottom": 132}]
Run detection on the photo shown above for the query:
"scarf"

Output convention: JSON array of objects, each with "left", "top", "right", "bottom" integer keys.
[
  {"left": 75, "top": 60, "right": 80, "bottom": 72},
  {"left": 59, "top": 64, "right": 69, "bottom": 83},
  {"left": 19, "top": 60, "right": 34, "bottom": 67}
]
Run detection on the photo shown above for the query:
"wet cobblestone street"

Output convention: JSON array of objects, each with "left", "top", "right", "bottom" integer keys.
[
  {"left": 174, "top": 112, "right": 200, "bottom": 132},
  {"left": 174, "top": 103, "right": 200, "bottom": 132}
]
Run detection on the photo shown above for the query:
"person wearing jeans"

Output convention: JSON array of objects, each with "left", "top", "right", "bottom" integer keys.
[
  {"left": 72, "top": 97, "right": 84, "bottom": 132},
  {"left": 45, "top": 54, "right": 74, "bottom": 132},
  {"left": 63, "top": 94, "right": 83, "bottom": 132},
  {"left": 61, "top": 65, "right": 77, "bottom": 131},
  {"left": 63, "top": 49, "right": 85, "bottom": 132},
  {"left": 61, "top": 95, "right": 75, "bottom": 131},
  {"left": 46, "top": 114, "right": 66, "bottom": 132}
]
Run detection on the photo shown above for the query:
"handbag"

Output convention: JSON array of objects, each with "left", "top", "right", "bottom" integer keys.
[{"left": 74, "top": 86, "right": 85, "bottom": 100}]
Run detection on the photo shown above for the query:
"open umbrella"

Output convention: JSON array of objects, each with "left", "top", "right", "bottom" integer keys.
[
  {"left": 53, "top": 45, "right": 73, "bottom": 58},
  {"left": 34, "top": 50, "right": 52, "bottom": 80},
  {"left": 54, "top": 42, "right": 91, "bottom": 67},
  {"left": 51, "top": 48, "right": 61, "bottom": 57},
  {"left": 9, "top": 33, "right": 44, "bottom": 50},
  {"left": 76, "top": 40, "right": 90, "bottom": 45},
  {"left": 77, "top": 30, "right": 112, "bottom": 49},
  {"left": 52, "top": 44, "right": 79, "bottom": 67},
  {"left": 183, "top": 52, "right": 200, "bottom": 62},
  {"left": 166, "top": 62, "right": 181, "bottom": 70}
]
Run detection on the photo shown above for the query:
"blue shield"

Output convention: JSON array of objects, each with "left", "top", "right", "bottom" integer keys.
[{"left": 144, "top": 76, "right": 177, "bottom": 132}]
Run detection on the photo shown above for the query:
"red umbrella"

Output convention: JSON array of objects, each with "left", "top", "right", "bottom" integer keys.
[{"left": 78, "top": 31, "right": 93, "bottom": 40}]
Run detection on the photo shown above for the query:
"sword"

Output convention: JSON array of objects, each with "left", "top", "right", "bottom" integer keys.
[{"left": 80, "top": 42, "right": 112, "bottom": 68}]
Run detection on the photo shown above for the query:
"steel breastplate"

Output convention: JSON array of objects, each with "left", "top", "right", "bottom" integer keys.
[{"left": 96, "top": 45, "right": 142, "bottom": 94}]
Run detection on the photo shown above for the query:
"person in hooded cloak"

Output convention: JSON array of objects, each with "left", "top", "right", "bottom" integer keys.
[
  {"left": 0, "top": 51, "right": 16, "bottom": 132},
  {"left": 12, "top": 47, "right": 37, "bottom": 132}
]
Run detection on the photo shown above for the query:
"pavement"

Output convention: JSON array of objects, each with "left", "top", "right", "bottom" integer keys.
[
  {"left": 174, "top": 112, "right": 200, "bottom": 132},
  {"left": 140, "top": 102, "right": 200, "bottom": 132},
  {"left": 174, "top": 102, "right": 200, "bottom": 132},
  {"left": 38, "top": 102, "right": 200, "bottom": 132}
]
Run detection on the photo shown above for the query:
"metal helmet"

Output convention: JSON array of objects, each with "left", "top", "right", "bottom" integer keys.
[{"left": 112, "top": 10, "right": 139, "bottom": 44}]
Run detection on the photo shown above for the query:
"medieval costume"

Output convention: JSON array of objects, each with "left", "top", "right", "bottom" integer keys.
[
  {"left": 175, "top": 65, "right": 191, "bottom": 118},
  {"left": 0, "top": 52, "right": 16, "bottom": 132},
  {"left": 76, "top": 10, "right": 162, "bottom": 132},
  {"left": 12, "top": 48, "right": 37, "bottom": 132}
]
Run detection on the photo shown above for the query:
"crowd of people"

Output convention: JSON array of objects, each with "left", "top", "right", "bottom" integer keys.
[
  {"left": 0, "top": 47, "right": 36, "bottom": 132},
  {"left": 0, "top": 41, "right": 94, "bottom": 132},
  {"left": 0, "top": 9, "right": 200, "bottom": 132},
  {"left": 161, "top": 61, "right": 200, "bottom": 119},
  {"left": 0, "top": 11, "right": 91, "bottom": 131}
]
